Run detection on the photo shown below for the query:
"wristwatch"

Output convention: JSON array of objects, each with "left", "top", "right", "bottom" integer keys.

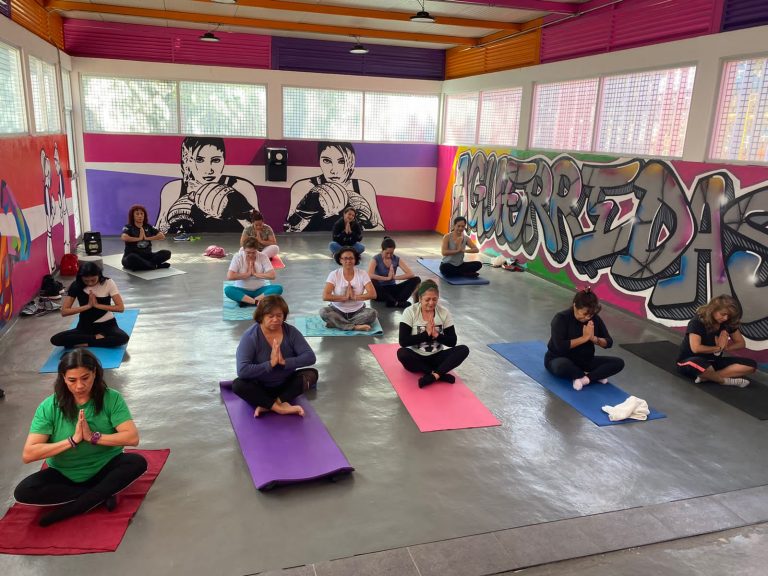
[{"left": 90, "top": 431, "right": 102, "bottom": 445}]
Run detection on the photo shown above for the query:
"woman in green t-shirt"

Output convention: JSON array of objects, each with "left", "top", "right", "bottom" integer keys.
[{"left": 14, "top": 349, "right": 147, "bottom": 527}]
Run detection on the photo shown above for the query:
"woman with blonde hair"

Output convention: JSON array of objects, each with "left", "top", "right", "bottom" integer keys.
[{"left": 676, "top": 295, "right": 756, "bottom": 387}]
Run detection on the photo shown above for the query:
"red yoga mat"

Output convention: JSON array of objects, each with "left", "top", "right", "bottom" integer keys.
[
  {"left": 0, "top": 448, "right": 169, "bottom": 555},
  {"left": 369, "top": 343, "right": 500, "bottom": 432}
]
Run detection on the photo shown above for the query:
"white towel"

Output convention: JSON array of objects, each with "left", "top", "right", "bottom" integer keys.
[{"left": 601, "top": 396, "right": 650, "bottom": 421}]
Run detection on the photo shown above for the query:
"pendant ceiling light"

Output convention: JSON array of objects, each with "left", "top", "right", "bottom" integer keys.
[
  {"left": 349, "top": 36, "right": 369, "bottom": 54},
  {"left": 410, "top": 0, "right": 436, "bottom": 23},
  {"left": 199, "top": 31, "right": 220, "bottom": 42}
]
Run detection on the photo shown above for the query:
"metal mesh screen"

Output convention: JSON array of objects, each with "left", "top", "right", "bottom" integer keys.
[
  {"left": 443, "top": 93, "right": 479, "bottom": 145},
  {"left": 283, "top": 86, "right": 362, "bottom": 140},
  {"left": 364, "top": 92, "right": 439, "bottom": 143},
  {"left": 29, "top": 56, "right": 61, "bottom": 133},
  {"left": 180, "top": 81, "right": 266, "bottom": 137},
  {"left": 531, "top": 78, "right": 599, "bottom": 151},
  {"left": 0, "top": 41, "right": 26, "bottom": 134},
  {"left": 478, "top": 88, "right": 522, "bottom": 147}
]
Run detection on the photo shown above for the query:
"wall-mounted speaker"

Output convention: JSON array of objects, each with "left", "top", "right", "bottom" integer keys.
[{"left": 265, "top": 147, "right": 288, "bottom": 182}]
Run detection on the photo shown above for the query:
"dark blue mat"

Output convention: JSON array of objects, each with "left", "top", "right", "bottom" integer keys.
[
  {"left": 417, "top": 258, "right": 489, "bottom": 285},
  {"left": 489, "top": 340, "right": 666, "bottom": 426}
]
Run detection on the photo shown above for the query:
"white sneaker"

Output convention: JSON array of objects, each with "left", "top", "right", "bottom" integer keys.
[{"left": 723, "top": 378, "right": 749, "bottom": 388}]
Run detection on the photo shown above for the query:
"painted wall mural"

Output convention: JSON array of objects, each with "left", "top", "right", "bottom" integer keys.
[
  {"left": 83, "top": 135, "right": 437, "bottom": 235},
  {"left": 0, "top": 134, "right": 73, "bottom": 332},
  {"left": 285, "top": 142, "right": 384, "bottom": 232},
  {"left": 443, "top": 147, "right": 768, "bottom": 355}
]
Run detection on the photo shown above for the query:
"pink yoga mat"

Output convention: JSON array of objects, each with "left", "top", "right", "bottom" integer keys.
[
  {"left": 0, "top": 449, "right": 169, "bottom": 555},
  {"left": 271, "top": 255, "right": 285, "bottom": 269},
  {"left": 369, "top": 343, "right": 500, "bottom": 432}
]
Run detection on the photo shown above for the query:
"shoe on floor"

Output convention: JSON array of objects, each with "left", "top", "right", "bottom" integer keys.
[{"left": 723, "top": 377, "right": 750, "bottom": 387}]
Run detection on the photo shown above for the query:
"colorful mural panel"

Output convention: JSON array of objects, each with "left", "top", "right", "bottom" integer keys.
[{"left": 441, "top": 147, "right": 768, "bottom": 356}]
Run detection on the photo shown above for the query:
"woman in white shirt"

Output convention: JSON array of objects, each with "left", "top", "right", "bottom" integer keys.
[
  {"left": 397, "top": 279, "right": 469, "bottom": 388},
  {"left": 320, "top": 246, "right": 377, "bottom": 331},
  {"left": 225, "top": 237, "right": 283, "bottom": 307},
  {"left": 50, "top": 262, "right": 129, "bottom": 348}
]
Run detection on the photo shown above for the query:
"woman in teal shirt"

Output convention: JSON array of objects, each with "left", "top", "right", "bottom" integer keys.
[{"left": 14, "top": 349, "right": 147, "bottom": 526}]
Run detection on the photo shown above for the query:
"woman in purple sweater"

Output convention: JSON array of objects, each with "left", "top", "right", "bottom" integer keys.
[{"left": 234, "top": 296, "right": 318, "bottom": 417}]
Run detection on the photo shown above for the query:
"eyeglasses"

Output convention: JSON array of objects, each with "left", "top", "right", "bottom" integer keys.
[{"left": 340, "top": 257, "right": 355, "bottom": 261}]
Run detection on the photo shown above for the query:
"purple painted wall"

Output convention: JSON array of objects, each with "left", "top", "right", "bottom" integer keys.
[
  {"left": 1, "top": 1, "right": 10, "bottom": 18},
  {"left": 722, "top": 0, "right": 768, "bottom": 31},
  {"left": 271, "top": 36, "right": 445, "bottom": 81},
  {"left": 63, "top": 19, "right": 271, "bottom": 69},
  {"left": 541, "top": 0, "right": 724, "bottom": 63}
]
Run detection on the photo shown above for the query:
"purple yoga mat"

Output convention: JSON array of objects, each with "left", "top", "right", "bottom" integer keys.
[{"left": 219, "top": 382, "right": 354, "bottom": 490}]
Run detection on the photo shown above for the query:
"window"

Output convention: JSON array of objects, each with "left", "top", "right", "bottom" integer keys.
[
  {"left": 180, "top": 81, "right": 266, "bottom": 137},
  {"left": 478, "top": 88, "right": 522, "bottom": 147},
  {"left": 62, "top": 69, "right": 73, "bottom": 111},
  {"left": 82, "top": 76, "right": 178, "bottom": 134},
  {"left": 0, "top": 41, "right": 26, "bottom": 134},
  {"left": 531, "top": 78, "right": 599, "bottom": 151},
  {"left": 597, "top": 67, "right": 695, "bottom": 157},
  {"left": 711, "top": 57, "right": 768, "bottom": 163},
  {"left": 29, "top": 56, "right": 61, "bottom": 133},
  {"left": 364, "top": 92, "right": 438, "bottom": 143},
  {"left": 283, "top": 87, "right": 362, "bottom": 140},
  {"left": 443, "top": 93, "right": 478, "bottom": 145}
]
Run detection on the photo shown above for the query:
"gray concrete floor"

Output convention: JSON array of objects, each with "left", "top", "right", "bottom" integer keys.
[{"left": 0, "top": 232, "right": 766, "bottom": 575}]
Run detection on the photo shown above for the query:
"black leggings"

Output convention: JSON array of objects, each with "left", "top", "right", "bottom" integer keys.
[
  {"left": 439, "top": 261, "right": 482, "bottom": 277},
  {"left": 397, "top": 345, "right": 469, "bottom": 376},
  {"left": 122, "top": 250, "right": 171, "bottom": 271},
  {"left": 373, "top": 277, "right": 421, "bottom": 304},
  {"left": 233, "top": 368, "right": 318, "bottom": 409},
  {"left": 14, "top": 452, "right": 147, "bottom": 526},
  {"left": 545, "top": 355, "right": 625, "bottom": 381},
  {"left": 50, "top": 318, "right": 129, "bottom": 348}
]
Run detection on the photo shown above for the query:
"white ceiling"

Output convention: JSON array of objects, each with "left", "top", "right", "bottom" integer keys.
[{"left": 49, "top": 0, "right": 592, "bottom": 50}]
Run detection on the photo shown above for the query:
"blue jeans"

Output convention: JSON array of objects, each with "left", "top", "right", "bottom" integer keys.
[
  {"left": 224, "top": 284, "right": 283, "bottom": 303},
  {"left": 329, "top": 241, "right": 365, "bottom": 256}
]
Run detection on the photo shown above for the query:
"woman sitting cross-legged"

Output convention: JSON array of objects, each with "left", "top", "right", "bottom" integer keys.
[
  {"left": 329, "top": 207, "right": 365, "bottom": 256},
  {"left": 320, "top": 246, "right": 378, "bottom": 331},
  {"left": 440, "top": 216, "right": 482, "bottom": 278},
  {"left": 50, "top": 262, "right": 129, "bottom": 349},
  {"left": 397, "top": 279, "right": 469, "bottom": 388},
  {"left": 234, "top": 295, "right": 318, "bottom": 417},
  {"left": 239, "top": 209, "right": 280, "bottom": 260},
  {"left": 120, "top": 204, "right": 171, "bottom": 271},
  {"left": 545, "top": 288, "right": 625, "bottom": 390},
  {"left": 14, "top": 349, "right": 147, "bottom": 527},
  {"left": 676, "top": 294, "right": 756, "bottom": 387},
  {"left": 367, "top": 236, "right": 420, "bottom": 309},
  {"left": 225, "top": 237, "right": 283, "bottom": 307}
]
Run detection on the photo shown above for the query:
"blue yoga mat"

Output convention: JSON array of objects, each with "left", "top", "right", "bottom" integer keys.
[
  {"left": 40, "top": 309, "right": 140, "bottom": 373},
  {"left": 291, "top": 315, "right": 383, "bottom": 336},
  {"left": 417, "top": 258, "right": 489, "bottom": 285},
  {"left": 489, "top": 340, "right": 666, "bottom": 426},
  {"left": 222, "top": 281, "right": 256, "bottom": 321}
]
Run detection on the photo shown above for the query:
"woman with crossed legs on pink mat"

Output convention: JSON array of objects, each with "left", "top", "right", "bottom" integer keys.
[
  {"left": 545, "top": 288, "right": 624, "bottom": 391},
  {"left": 676, "top": 294, "right": 756, "bottom": 387}
]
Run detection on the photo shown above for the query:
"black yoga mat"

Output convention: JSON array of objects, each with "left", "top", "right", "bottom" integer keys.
[{"left": 620, "top": 341, "right": 768, "bottom": 420}]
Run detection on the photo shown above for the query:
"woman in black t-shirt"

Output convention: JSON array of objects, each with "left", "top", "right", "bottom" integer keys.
[
  {"left": 121, "top": 204, "right": 171, "bottom": 271},
  {"left": 676, "top": 295, "right": 756, "bottom": 387},
  {"left": 545, "top": 288, "right": 624, "bottom": 391}
]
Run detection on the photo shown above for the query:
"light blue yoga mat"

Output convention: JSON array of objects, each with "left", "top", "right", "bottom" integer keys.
[
  {"left": 489, "top": 340, "right": 666, "bottom": 426},
  {"left": 223, "top": 281, "right": 256, "bottom": 321},
  {"left": 291, "top": 315, "right": 383, "bottom": 336},
  {"left": 417, "top": 258, "right": 489, "bottom": 285},
  {"left": 40, "top": 309, "right": 140, "bottom": 373}
]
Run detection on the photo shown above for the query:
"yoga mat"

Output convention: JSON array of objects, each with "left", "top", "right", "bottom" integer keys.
[
  {"left": 219, "top": 382, "right": 353, "bottom": 490},
  {"left": 222, "top": 281, "right": 258, "bottom": 321},
  {"left": 291, "top": 315, "right": 383, "bottom": 336},
  {"left": 368, "top": 343, "right": 500, "bottom": 432},
  {"left": 271, "top": 255, "right": 285, "bottom": 269},
  {"left": 0, "top": 449, "right": 169, "bottom": 555},
  {"left": 489, "top": 341, "right": 666, "bottom": 426},
  {"left": 417, "top": 258, "right": 489, "bottom": 285},
  {"left": 621, "top": 341, "right": 768, "bottom": 420},
  {"left": 101, "top": 254, "right": 186, "bottom": 279},
  {"left": 40, "top": 309, "right": 140, "bottom": 373}
]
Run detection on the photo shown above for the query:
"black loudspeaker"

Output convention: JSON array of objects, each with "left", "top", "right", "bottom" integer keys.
[
  {"left": 83, "top": 231, "right": 102, "bottom": 255},
  {"left": 265, "top": 147, "right": 288, "bottom": 182}
]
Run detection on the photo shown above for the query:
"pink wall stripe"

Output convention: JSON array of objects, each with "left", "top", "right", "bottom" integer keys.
[{"left": 64, "top": 19, "right": 271, "bottom": 69}]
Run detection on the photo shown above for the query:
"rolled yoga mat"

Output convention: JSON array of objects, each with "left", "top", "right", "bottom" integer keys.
[
  {"left": 368, "top": 343, "right": 500, "bottom": 432},
  {"left": 40, "top": 309, "right": 140, "bottom": 373},
  {"left": 220, "top": 382, "right": 354, "bottom": 490},
  {"left": 101, "top": 253, "right": 186, "bottom": 279},
  {"left": 416, "top": 258, "right": 489, "bottom": 285},
  {"left": 291, "top": 315, "right": 383, "bottom": 336},
  {"left": 489, "top": 340, "right": 666, "bottom": 426},
  {"left": 270, "top": 255, "right": 285, "bottom": 269},
  {"left": 621, "top": 340, "right": 768, "bottom": 420},
  {"left": 0, "top": 449, "right": 170, "bottom": 555}
]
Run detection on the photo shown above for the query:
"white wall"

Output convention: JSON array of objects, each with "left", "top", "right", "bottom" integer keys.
[{"left": 443, "top": 24, "right": 768, "bottom": 163}]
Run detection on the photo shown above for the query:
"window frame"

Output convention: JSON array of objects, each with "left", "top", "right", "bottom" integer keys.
[
  {"left": 0, "top": 40, "right": 28, "bottom": 136},
  {"left": 28, "top": 55, "right": 61, "bottom": 134}
]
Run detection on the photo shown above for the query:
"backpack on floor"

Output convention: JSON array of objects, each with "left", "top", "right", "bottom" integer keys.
[
  {"left": 60, "top": 253, "right": 79, "bottom": 277},
  {"left": 39, "top": 274, "right": 64, "bottom": 298}
]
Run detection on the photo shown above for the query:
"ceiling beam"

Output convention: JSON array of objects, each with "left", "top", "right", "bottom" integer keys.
[
  {"left": 194, "top": 0, "right": 522, "bottom": 31},
  {"left": 45, "top": 1, "right": 479, "bottom": 46},
  {"left": 439, "top": 0, "right": 579, "bottom": 14}
]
